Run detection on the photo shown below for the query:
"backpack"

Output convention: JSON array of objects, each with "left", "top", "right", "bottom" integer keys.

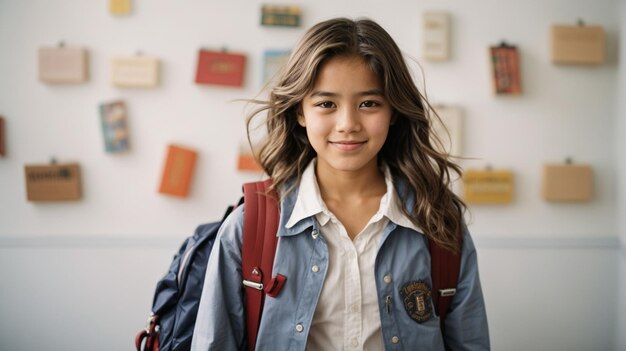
[{"left": 135, "top": 180, "right": 461, "bottom": 351}]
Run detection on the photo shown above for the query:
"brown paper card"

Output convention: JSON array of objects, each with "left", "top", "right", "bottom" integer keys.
[
  {"left": 542, "top": 164, "right": 593, "bottom": 202},
  {"left": 463, "top": 169, "right": 514, "bottom": 204},
  {"left": 551, "top": 25, "right": 605, "bottom": 65},
  {"left": 38, "top": 47, "right": 88, "bottom": 84},
  {"left": 24, "top": 163, "right": 82, "bottom": 201}
]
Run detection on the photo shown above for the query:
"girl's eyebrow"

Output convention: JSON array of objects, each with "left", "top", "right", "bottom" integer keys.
[{"left": 309, "top": 89, "right": 385, "bottom": 98}]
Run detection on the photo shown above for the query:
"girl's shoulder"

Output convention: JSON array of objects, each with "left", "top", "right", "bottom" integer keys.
[{"left": 215, "top": 204, "right": 245, "bottom": 249}]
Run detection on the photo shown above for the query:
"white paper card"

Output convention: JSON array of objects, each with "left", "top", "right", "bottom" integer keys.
[
  {"left": 111, "top": 56, "right": 160, "bottom": 88},
  {"left": 423, "top": 12, "right": 450, "bottom": 61}
]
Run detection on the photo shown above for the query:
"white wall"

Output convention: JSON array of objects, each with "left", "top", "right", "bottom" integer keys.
[
  {"left": 616, "top": 0, "right": 626, "bottom": 349},
  {"left": 0, "top": 0, "right": 622, "bottom": 350}
]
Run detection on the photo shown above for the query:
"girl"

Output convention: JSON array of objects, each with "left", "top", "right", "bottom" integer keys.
[{"left": 192, "top": 17, "right": 489, "bottom": 350}]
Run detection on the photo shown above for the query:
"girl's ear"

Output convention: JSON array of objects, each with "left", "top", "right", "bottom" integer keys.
[
  {"left": 297, "top": 111, "right": 306, "bottom": 127},
  {"left": 390, "top": 112, "right": 398, "bottom": 125}
]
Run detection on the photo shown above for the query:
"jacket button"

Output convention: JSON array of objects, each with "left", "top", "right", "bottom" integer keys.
[
  {"left": 311, "top": 229, "right": 319, "bottom": 239},
  {"left": 383, "top": 274, "right": 392, "bottom": 284},
  {"left": 295, "top": 324, "right": 304, "bottom": 332},
  {"left": 391, "top": 336, "right": 400, "bottom": 344},
  {"left": 312, "top": 265, "right": 320, "bottom": 273}
]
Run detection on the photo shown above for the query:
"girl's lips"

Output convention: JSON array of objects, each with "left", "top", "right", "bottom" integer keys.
[{"left": 329, "top": 141, "right": 366, "bottom": 151}]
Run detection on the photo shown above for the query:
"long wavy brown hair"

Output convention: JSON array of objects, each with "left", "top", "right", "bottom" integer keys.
[{"left": 247, "top": 17, "right": 466, "bottom": 252}]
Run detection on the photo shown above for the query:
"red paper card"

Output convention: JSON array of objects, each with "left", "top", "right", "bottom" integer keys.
[
  {"left": 195, "top": 50, "right": 246, "bottom": 87},
  {"left": 490, "top": 45, "right": 522, "bottom": 95}
]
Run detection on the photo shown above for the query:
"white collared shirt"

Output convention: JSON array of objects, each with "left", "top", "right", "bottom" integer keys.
[{"left": 286, "top": 159, "right": 420, "bottom": 351}]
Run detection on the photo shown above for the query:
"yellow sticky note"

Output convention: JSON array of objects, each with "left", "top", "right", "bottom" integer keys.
[
  {"left": 463, "top": 169, "right": 514, "bottom": 204},
  {"left": 110, "top": 0, "right": 131, "bottom": 15}
]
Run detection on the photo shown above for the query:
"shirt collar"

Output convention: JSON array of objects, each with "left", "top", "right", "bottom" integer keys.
[
  {"left": 285, "top": 159, "right": 330, "bottom": 228},
  {"left": 285, "top": 158, "right": 422, "bottom": 234}
]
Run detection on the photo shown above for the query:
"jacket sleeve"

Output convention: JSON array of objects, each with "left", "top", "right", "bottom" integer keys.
[
  {"left": 443, "top": 229, "right": 491, "bottom": 350},
  {"left": 191, "top": 206, "right": 247, "bottom": 351}
]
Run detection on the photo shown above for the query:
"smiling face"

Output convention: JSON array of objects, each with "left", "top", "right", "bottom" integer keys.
[{"left": 298, "top": 55, "right": 392, "bottom": 179}]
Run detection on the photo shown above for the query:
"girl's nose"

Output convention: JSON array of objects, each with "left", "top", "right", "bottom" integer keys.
[{"left": 335, "top": 108, "right": 361, "bottom": 133}]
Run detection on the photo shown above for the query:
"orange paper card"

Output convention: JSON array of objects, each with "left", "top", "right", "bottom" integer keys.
[
  {"left": 195, "top": 50, "right": 246, "bottom": 87},
  {"left": 237, "top": 141, "right": 262, "bottom": 172},
  {"left": 24, "top": 163, "right": 82, "bottom": 201},
  {"left": 159, "top": 145, "right": 197, "bottom": 197},
  {"left": 237, "top": 154, "right": 263, "bottom": 172}
]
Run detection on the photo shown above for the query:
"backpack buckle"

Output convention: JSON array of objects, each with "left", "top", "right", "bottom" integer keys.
[
  {"left": 439, "top": 288, "right": 456, "bottom": 297},
  {"left": 243, "top": 280, "right": 264, "bottom": 290}
]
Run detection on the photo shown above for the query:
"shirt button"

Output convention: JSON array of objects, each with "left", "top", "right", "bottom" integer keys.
[
  {"left": 295, "top": 324, "right": 304, "bottom": 332},
  {"left": 351, "top": 338, "right": 359, "bottom": 347},
  {"left": 383, "top": 274, "right": 392, "bottom": 284},
  {"left": 311, "top": 265, "right": 320, "bottom": 273},
  {"left": 391, "top": 335, "right": 400, "bottom": 344},
  {"left": 311, "top": 229, "right": 319, "bottom": 239}
]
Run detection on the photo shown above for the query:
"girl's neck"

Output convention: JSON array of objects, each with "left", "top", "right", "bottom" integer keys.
[{"left": 314, "top": 161, "right": 387, "bottom": 203}]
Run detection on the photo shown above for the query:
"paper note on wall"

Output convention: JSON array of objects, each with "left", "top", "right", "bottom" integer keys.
[
  {"left": 431, "top": 105, "right": 463, "bottom": 157},
  {"left": 24, "top": 163, "right": 82, "bottom": 201},
  {"left": 111, "top": 56, "right": 160, "bottom": 88},
  {"left": 542, "top": 163, "right": 593, "bottom": 202},
  {"left": 38, "top": 46, "right": 89, "bottom": 84},
  {"left": 463, "top": 169, "right": 514, "bottom": 204},
  {"left": 490, "top": 45, "right": 522, "bottom": 95},
  {"left": 423, "top": 12, "right": 451, "bottom": 61},
  {"left": 159, "top": 145, "right": 197, "bottom": 198},
  {"left": 551, "top": 24, "right": 605, "bottom": 65},
  {"left": 99, "top": 100, "right": 130, "bottom": 153},
  {"left": 195, "top": 50, "right": 246, "bottom": 87},
  {"left": 110, "top": 0, "right": 131, "bottom": 15},
  {"left": 261, "top": 5, "right": 301, "bottom": 27}
]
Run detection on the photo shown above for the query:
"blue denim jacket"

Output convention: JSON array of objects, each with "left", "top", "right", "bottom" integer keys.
[{"left": 191, "top": 183, "right": 490, "bottom": 350}]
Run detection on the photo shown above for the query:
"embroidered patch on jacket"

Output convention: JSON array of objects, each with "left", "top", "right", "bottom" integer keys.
[{"left": 400, "top": 280, "right": 433, "bottom": 323}]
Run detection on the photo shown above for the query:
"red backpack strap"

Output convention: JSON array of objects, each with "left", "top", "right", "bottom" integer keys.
[
  {"left": 242, "top": 180, "right": 280, "bottom": 351},
  {"left": 135, "top": 314, "right": 159, "bottom": 351},
  {"left": 430, "top": 234, "right": 463, "bottom": 343}
]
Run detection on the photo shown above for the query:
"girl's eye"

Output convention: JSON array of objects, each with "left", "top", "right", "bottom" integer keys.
[
  {"left": 360, "top": 100, "right": 380, "bottom": 108},
  {"left": 316, "top": 101, "right": 336, "bottom": 108}
]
